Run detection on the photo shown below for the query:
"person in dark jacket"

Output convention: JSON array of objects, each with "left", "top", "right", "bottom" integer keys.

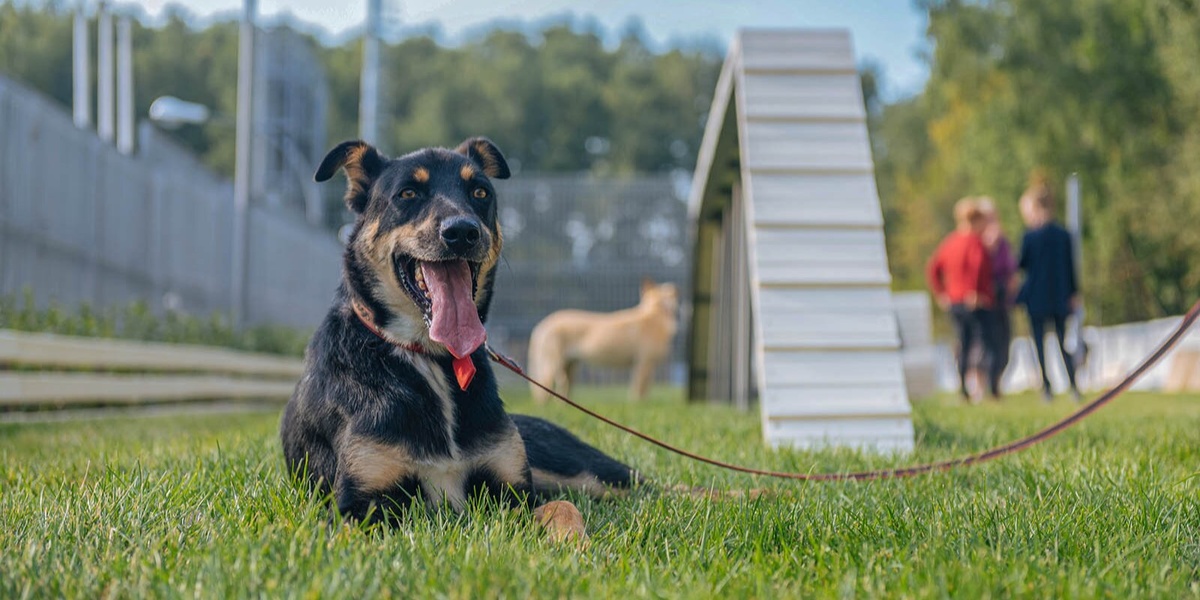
[{"left": 1016, "top": 178, "right": 1081, "bottom": 401}]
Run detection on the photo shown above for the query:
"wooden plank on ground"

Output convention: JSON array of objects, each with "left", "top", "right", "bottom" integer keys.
[
  {"left": 0, "top": 329, "right": 303, "bottom": 378},
  {"left": 0, "top": 372, "right": 296, "bottom": 406}
]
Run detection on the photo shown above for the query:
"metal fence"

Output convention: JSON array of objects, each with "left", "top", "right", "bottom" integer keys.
[
  {"left": 0, "top": 76, "right": 341, "bottom": 329},
  {"left": 488, "top": 173, "right": 691, "bottom": 386},
  {"left": 0, "top": 76, "right": 693, "bottom": 385}
]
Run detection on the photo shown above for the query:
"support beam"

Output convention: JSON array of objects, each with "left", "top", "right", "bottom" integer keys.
[
  {"left": 96, "top": 3, "right": 114, "bottom": 143},
  {"left": 116, "top": 16, "right": 134, "bottom": 155},
  {"left": 359, "top": 0, "right": 382, "bottom": 142},
  {"left": 72, "top": 7, "right": 90, "bottom": 129},
  {"left": 231, "top": 0, "right": 257, "bottom": 329}
]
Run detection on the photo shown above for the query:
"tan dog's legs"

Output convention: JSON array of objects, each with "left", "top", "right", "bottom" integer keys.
[
  {"left": 530, "top": 381, "right": 550, "bottom": 405},
  {"left": 528, "top": 355, "right": 555, "bottom": 405},
  {"left": 531, "top": 361, "right": 567, "bottom": 405},
  {"left": 529, "top": 323, "right": 577, "bottom": 405},
  {"left": 533, "top": 500, "right": 588, "bottom": 544},
  {"left": 629, "top": 358, "right": 655, "bottom": 401},
  {"left": 556, "top": 361, "right": 575, "bottom": 400}
]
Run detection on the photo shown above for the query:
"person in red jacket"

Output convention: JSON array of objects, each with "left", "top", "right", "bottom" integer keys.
[{"left": 927, "top": 198, "right": 998, "bottom": 401}]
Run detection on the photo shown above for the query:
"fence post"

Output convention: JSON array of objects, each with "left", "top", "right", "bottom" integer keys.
[
  {"left": 231, "top": 0, "right": 257, "bottom": 329},
  {"left": 72, "top": 6, "right": 91, "bottom": 129},
  {"left": 96, "top": 2, "right": 114, "bottom": 144}
]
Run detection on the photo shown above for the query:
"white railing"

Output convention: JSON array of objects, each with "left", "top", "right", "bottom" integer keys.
[{"left": 930, "top": 317, "right": 1200, "bottom": 395}]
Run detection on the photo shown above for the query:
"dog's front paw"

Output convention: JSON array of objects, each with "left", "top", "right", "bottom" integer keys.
[{"left": 533, "top": 500, "right": 589, "bottom": 546}]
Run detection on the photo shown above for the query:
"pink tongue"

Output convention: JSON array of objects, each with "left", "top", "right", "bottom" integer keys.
[{"left": 421, "top": 260, "right": 486, "bottom": 359}]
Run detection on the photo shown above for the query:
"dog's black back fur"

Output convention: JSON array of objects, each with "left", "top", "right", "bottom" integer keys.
[{"left": 281, "top": 138, "right": 637, "bottom": 523}]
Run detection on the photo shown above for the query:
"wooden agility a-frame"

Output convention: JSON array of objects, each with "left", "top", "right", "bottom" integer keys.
[{"left": 686, "top": 29, "right": 914, "bottom": 451}]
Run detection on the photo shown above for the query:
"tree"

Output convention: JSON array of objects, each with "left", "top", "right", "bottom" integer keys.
[
  {"left": 0, "top": 4, "right": 722, "bottom": 180},
  {"left": 871, "top": 0, "right": 1200, "bottom": 323}
]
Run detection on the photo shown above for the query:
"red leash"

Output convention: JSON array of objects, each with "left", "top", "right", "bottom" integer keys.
[{"left": 488, "top": 299, "right": 1200, "bottom": 481}]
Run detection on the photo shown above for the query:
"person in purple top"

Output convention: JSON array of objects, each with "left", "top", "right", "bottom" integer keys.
[
  {"left": 976, "top": 198, "right": 1016, "bottom": 397},
  {"left": 1016, "top": 178, "right": 1082, "bottom": 402}
]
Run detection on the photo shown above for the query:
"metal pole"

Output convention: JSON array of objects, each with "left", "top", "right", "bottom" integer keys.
[
  {"left": 116, "top": 16, "right": 134, "bottom": 155},
  {"left": 96, "top": 3, "right": 114, "bottom": 143},
  {"left": 231, "top": 0, "right": 256, "bottom": 329},
  {"left": 278, "top": 137, "right": 324, "bottom": 226},
  {"left": 72, "top": 6, "right": 91, "bottom": 129},
  {"left": 1065, "top": 173, "right": 1087, "bottom": 371},
  {"left": 1066, "top": 173, "right": 1081, "bottom": 276},
  {"left": 359, "top": 0, "right": 382, "bottom": 142}
]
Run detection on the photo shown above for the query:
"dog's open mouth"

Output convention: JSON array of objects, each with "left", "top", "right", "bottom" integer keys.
[{"left": 394, "top": 256, "right": 485, "bottom": 358}]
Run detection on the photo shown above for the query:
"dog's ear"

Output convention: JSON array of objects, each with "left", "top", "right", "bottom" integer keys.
[
  {"left": 641, "top": 277, "right": 656, "bottom": 295},
  {"left": 315, "top": 140, "right": 386, "bottom": 213},
  {"left": 454, "top": 137, "right": 511, "bottom": 180}
]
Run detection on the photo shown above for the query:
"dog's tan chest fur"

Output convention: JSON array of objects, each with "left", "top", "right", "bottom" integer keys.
[
  {"left": 414, "top": 426, "right": 526, "bottom": 510},
  {"left": 342, "top": 351, "right": 529, "bottom": 511},
  {"left": 342, "top": 431, "right": 527, "bottom": 512}
]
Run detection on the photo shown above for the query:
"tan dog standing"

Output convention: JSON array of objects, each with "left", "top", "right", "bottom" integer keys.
[{"left": 528, "top": 280, "right": 679, "bottom": 403}]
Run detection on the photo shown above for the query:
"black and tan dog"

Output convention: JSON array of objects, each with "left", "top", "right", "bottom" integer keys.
[{"left": 280, "top": 137, "right": 637, "bottom": 541}]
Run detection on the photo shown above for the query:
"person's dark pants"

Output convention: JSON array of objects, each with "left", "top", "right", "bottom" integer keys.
[
  {"left": 951, "top": 304, "right": 1001, "bottom": 398},
  {"left": 988, "top": 306, "right": 1012, "bottom": 382},
  {"left": 1027, "top": 311, "right": 1079, "bottom": 393}
]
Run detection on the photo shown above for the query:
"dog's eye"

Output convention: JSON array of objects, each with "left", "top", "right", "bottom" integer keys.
[
  {"left": 472, "top": 187, "right": 488, "bottom": 200},
  {"left": 398, "top": 188, "right": 417, "bottom": 200}
]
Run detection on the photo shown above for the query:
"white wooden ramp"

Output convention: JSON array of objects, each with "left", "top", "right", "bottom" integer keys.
[{"left": 687, "top": 29, "right": 913, "bottom": 452}]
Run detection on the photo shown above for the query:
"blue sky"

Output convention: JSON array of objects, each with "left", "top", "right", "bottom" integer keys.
[{"left": 124, "top": 0, "right": 930, "bottom": 101}]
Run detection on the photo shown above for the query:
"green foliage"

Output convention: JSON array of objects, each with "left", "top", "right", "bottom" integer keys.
[
  {"left": 872, "top": 0, "right": 1200, "bottom": 324},
  {"left": 363, "top": 24, "right": 719, "bottom": 176},
  {"left": 0, "top": 1, "right": 73, "bottom": 103},
  {"left": 2, "top": 388, "right": 1198, "bottom": 597},
  {"left": 0, "top": 289, "right": 308, "bottom": 356}
]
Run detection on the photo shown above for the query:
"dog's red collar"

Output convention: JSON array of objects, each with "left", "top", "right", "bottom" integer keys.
[{"left": 349, "top": 299, "right": 477, "bottom": 391}]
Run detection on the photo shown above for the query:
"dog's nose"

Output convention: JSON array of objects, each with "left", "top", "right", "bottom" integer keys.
[{"left": 440, "top": 217, "right": 482, "bottom": 255}]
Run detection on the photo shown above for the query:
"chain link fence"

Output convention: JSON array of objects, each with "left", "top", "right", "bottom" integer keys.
[
  {"left": 0, "top": 77, "right": 341, "bottom": 329},
  {"left": 2, "top": 76, "right": 693, "bottom": 387},
  {"left": 487, "top": 173, "right": 691, "bottom": 387}
]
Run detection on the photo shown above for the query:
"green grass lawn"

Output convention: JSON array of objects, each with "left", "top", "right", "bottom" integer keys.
[{"left": 2, "top": 388, "right": 1198, "bottom": 599}]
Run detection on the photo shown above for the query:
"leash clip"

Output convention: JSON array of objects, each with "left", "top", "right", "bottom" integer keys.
[{"left": 485, "top": 343, "right": 525, "bottom": 375}]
